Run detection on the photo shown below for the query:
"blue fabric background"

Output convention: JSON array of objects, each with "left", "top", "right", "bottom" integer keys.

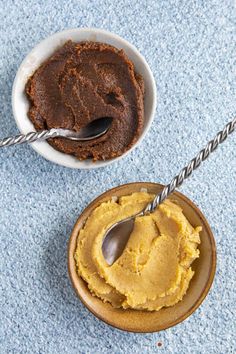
[{"left": 0, "top": 0, "right": 235, "bottom": 353}]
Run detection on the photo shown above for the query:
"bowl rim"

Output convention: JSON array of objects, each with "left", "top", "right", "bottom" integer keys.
[
  {"left": 68, "top": 182, "right": 217, "bottom": 333},
  {"left": 11, "top": 27, "right": 157, "bottom": 169}
]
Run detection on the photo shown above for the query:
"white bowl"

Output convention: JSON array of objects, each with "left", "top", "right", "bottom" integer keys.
[{"left": 12, "top": 28, "right": 157, "bottom": 169}]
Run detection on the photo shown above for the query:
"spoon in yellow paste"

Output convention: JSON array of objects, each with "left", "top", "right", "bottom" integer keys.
[{"left": 102, "top": 117, "right": 236, "bottom": 265}]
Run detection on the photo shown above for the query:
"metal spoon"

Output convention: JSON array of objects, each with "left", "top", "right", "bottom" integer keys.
[
  {"left": 102, "top": 117, "right": 236, "bottom": 265},
  {"left": 0, "top": 117, "right": 112, "bottom": 148}
]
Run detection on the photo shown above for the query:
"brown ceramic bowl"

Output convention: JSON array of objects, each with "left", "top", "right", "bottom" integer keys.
[{"left": 68, "top": 182, "right": 216, "bottom": 333}]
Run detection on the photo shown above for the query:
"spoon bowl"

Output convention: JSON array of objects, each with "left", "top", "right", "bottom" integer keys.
[
  {"left": 102, "top": 217, "right": 135, "bottom": 265},
  {"left": 69, "top": 117, "right": 113, "bottom": 140}
]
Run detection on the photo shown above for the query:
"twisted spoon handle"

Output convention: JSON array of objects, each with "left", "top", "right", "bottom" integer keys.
[
  {"left": 0, "top": 129, "right": 58, "bottom": 148},
  {"left": 144, "top": 117, "right": 236, "bottom": 213}
]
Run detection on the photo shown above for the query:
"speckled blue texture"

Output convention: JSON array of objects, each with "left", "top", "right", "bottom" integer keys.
[{"left": 0, "top": 0, "right": 235, "bottom": 353}]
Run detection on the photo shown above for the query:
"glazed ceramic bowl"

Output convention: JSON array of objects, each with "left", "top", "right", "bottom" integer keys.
[
  {"left": 12, "top": 28, "right": 157, "bottom": 169},
  {"left": 68, "top": 182, "right": 216, "bottom": 333}
]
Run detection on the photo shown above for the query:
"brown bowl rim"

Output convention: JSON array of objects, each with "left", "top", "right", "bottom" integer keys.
[{"left": 68, "top": 182, "right": 216, "bottom": 333}]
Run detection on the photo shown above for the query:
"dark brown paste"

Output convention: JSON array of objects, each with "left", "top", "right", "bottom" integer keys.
[{"left": 26, "top": 41, "right": 145, "bottom": 161}]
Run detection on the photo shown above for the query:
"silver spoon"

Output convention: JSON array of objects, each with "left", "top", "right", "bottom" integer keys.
[
  {"left": 0, "top": 117, "right": 112, "bottom": 148},
  {"left": 102, "top": 117, "right": 236, "bottom": 265}
]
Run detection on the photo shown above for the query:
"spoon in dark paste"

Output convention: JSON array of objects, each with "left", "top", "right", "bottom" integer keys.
[{"left": 0, "top": 117, "right": 112, "bottom": 148}]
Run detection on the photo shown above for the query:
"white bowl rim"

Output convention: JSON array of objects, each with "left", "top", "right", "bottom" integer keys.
[{"left": 12, "top": 27, "right": 157, "bottom": 169}]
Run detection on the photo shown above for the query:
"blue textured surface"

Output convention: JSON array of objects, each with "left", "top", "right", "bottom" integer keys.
[{"left": 0, "top": 1, "right": 236, "bottom": 353}]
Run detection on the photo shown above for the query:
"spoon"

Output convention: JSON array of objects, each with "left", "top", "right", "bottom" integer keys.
[
  {"left": 102, "top": 117, "right": 236, "bottom": 265},
  {"left": 0, "top": 117, "right": 112, "bottom": 148}
]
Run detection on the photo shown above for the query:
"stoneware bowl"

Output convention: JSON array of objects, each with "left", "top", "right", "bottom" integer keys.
[
  {"left": 12, "top": 28, "right": 157, "bottom": 169},
  {"left": 68, "top": 182, "right": 216, "bottom": 332}
]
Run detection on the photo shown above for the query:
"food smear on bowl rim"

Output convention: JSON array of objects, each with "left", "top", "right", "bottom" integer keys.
[
  {"left": 74, "top": 192, "right": 201, "bottom": 311},
  {"left": 25, "top": 41, "right": 145, "bottom": 161}
]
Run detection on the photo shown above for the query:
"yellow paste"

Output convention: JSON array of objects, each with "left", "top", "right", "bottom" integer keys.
[{"left": 74, "top": 192, "right": 201, "bottom": 311}]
